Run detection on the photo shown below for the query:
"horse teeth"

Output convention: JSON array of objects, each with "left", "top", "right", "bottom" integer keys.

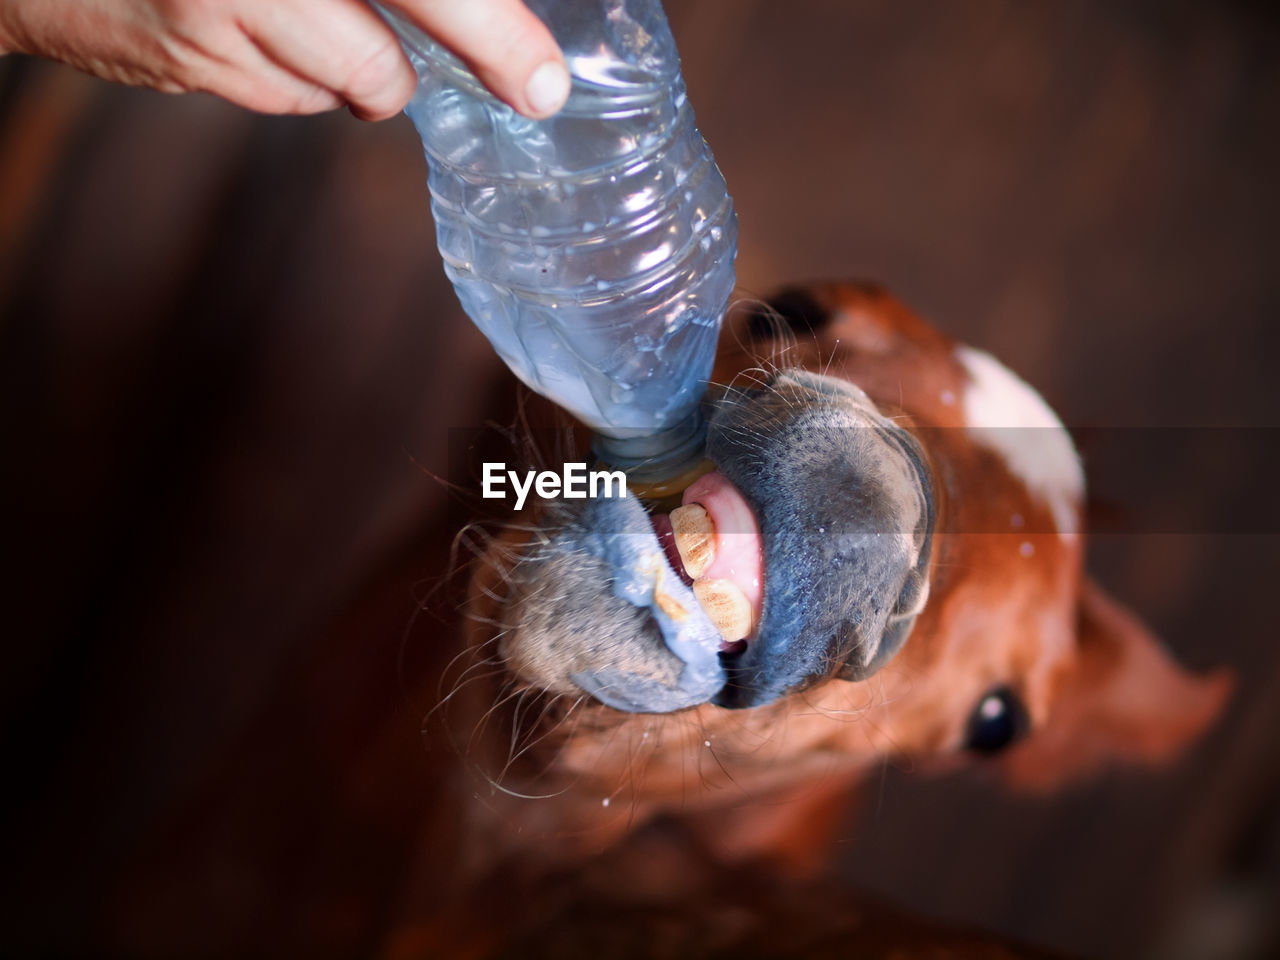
[
  {"left": 692, "top": 579, "right": 753, "bottom": 642},
  {"left": 670, "top": 503, "right": 715, "bottom": 579}
]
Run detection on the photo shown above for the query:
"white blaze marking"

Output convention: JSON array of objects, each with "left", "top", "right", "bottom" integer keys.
[{"left": 956, "top": 345, "right": 1084, "bottom": 540}]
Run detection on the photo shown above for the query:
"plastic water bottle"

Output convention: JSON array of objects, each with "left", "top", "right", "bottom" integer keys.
[{"left": 377, "top": 0, "right": 737, "bottom": 481}]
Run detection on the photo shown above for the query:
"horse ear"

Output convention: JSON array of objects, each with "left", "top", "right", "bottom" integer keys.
[{"left": 1002, "top": 578, "right": 1233, "bottom": 791}]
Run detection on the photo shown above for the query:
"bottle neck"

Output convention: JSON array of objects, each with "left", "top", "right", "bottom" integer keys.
[{"left": 591, "top": 409, "right": 708, "bottom": 485}]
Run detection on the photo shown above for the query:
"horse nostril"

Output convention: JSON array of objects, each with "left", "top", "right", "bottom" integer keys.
[{"left": 747, "top": 287, "right": 832, "bottom": 338}]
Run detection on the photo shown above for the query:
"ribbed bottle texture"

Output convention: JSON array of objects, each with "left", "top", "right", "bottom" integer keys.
[{"left": 379, "top": 0, "right": 737, "bottom": 451}]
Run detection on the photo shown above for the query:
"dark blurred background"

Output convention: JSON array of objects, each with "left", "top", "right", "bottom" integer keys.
[{"left": 1, "top": 1, "right": 1277, "bottom": 957}]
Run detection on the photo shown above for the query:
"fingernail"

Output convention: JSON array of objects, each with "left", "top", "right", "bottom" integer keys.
[{"left": 524, "top": 60, "right": 570, "bottom": 117}]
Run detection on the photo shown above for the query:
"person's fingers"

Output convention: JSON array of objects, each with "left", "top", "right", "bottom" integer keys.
[
  {"left": 170, "top": 21, "right": 344, "bottom": 115},
  {"left": 390, "top": 0, "right": 569, "bottom": 118},
  {"left": 209, "top": 59, "right": 343, "bottom": 116},
  {"left": 243, "top": 0, "right": 416, "bottom": 121},
  {"left": 2, "top": 0, "right": 566, "bottom": 120}
]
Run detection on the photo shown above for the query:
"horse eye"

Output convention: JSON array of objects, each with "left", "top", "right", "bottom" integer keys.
[{"left": 963, "top": 686, "right": 1030, "bottom": 754}]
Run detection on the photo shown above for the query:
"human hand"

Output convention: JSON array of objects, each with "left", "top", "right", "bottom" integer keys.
[{"left": 0, "top": 0, "right": 571, "bottom": 120}]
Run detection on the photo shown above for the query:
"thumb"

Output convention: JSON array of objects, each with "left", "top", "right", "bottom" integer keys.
[{"left": 389, "top": 0, "right": 569, "bottom": 118}]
